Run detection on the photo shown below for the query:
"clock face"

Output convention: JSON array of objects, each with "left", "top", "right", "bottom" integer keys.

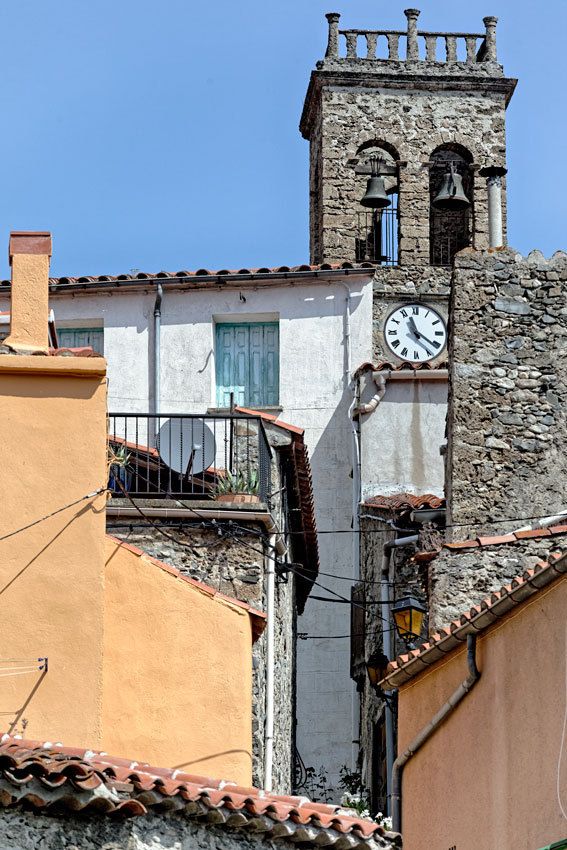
[{"left": 384, "top": 303, "right": 447, "bottom": 363}]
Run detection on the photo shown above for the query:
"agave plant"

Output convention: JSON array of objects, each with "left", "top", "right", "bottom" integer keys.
[{"left": 214, "top": 469, "right": 259, "bottom": 496}]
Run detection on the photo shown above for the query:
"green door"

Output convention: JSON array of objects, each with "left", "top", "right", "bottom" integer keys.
[{"left": 215, "top": 322, "right": 279, "bottom": 407}]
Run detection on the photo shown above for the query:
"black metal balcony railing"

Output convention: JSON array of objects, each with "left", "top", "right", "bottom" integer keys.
[{"left": 108, "top": 413, "right": 272, "bottom": 503}]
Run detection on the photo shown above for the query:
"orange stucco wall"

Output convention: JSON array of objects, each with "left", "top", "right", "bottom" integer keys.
[
  {"left": 0, "top": 355, "right": 108, "bottom": 745},
  {"left": 103, "top": 538, "right": 254, "bottom": 785},
  {"left": 397, "top": 576, "right": 567, "bottom": 850}
]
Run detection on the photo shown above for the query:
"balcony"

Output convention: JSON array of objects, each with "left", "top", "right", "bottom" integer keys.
[{"left": 108, "top": 413, "right": 272, "bottom": 504}]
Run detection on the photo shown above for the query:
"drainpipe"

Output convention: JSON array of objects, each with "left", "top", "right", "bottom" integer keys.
[
  {"left": 513, "top": 509, "right": 567, "bottom": 534},
  {"left": 381, "top": 534, "right": 419, "bottom": 814},
  {"left": 264, "top": 533, "right": 276, "bottom": 792},
  {"left": 338, "top": 280, "right": 361, "bottom": 770},
  {"left": 391, "top": 634, "right": 480, "bottom": 833},
  {"left": 153, "top": 283, "right": 163, "bottom": 417},
  {"left": 354, "top": 369, "right": 390, "bottom": 417}
]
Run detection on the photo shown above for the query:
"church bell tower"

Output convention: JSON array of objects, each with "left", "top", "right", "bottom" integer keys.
[{"left": 300, "top": 9, "right": 517, "bottom": 269}]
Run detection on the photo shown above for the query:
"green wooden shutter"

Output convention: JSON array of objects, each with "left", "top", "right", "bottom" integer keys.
[
  {"left": 263, "top": 323, "right": 279, "bottom": 406},
  {"left": 58, "top": 327, "right": 104, "bottom": 354},
  {"left": 215, "top": 322, "right": 279, "bottom": 407}
]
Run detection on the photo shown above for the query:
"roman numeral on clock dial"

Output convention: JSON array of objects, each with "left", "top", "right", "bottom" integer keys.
[{"left": 383, "top": 303, "right": 447, "bottom": 364}]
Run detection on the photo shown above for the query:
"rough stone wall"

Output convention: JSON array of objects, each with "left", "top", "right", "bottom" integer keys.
[
  {"left": 305, "top": 79, "right": 509, "bottom": 266},
  {"left": 108, "top": 518, "right": 295, "bottom": 794},
  {"left": 429, "top": 534, "right": 567, "bottom": 630},
  {"left": 0, "top": 809, "right": 399, "bottom": 850},
  {"left": 357, "top": 514, "right": 427, "bottom": 811},
  {"left": 445, "top": 249, "right": 567, "bottom": 535}
]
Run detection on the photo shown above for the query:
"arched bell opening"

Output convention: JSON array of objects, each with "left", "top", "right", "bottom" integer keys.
[
  {"left": 429, "top": 144, "right": 474, "bottom": 267},
  {"left": 354, "top": 142, "right": 400, "bottom": 267}
]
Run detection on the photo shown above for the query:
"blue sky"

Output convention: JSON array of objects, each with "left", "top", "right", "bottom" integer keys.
[{"left": 0, "top": 0, "right": 564, "bottom": 276}]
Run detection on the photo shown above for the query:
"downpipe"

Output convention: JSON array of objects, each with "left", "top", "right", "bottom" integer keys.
[
  {"left": 391, "top": 634, "right": 481, "bottom": 833},
  {"left": 153, "top": 282, "right": 163, "bottom": 418},
  {"left": 264, "top": 533, "right": 276, "bottom": 792}
]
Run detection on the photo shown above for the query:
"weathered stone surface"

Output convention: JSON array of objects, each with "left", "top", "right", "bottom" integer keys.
[
  {"left": 0, "top": 809, "right": 395, "bottom": 850},
  {"left": 302, "top": 71, "right": 512, "bottom": 266},
  {"left": 429, "top": 535, "right": 567, "bottom": 630},
  {"left": 444, "top": 249, "right": 567, "bottom": 537}
]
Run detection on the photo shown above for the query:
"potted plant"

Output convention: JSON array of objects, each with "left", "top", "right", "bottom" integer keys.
[
  {"left": 214, "top": 469, "right": 260, "bottom": 503},
  {"left": 108, "top": 444, "right": 132, "bottom": 493}
]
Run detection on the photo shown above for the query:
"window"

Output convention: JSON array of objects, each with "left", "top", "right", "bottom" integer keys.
[
  {"left": 215, "top": 322, "right": 279, "bottom": 408},
  {"left": 58, "top": 327, "right": 104, "bottom": 354}
]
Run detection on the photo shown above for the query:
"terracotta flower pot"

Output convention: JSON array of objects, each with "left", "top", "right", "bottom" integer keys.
[{"left": 216, "top": 493, "right": 260, "bottom": 504}]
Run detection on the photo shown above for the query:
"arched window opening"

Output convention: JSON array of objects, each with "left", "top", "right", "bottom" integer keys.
[
  {"left": 355, "top": 144, "right": 400, "bottom": 267},
  {"left": 429, "top": 145, "right": 473, "bottom": 267}
]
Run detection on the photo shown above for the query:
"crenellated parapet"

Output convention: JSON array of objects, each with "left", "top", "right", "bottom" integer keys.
[{"left": 321, "top": 9, "right": 501, "bottom": 74}]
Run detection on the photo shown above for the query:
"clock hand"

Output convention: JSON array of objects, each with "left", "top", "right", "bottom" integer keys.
[
  {"left": 408, "top": 316, "right": 421, "bottom": 338},
  {"left": 406, "top": 320, "right": 434, "bottom": 357}
]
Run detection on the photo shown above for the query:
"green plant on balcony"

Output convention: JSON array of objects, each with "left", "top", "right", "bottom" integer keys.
[{"left": 214, "top": 469, "right": 259, "bottom": 503}]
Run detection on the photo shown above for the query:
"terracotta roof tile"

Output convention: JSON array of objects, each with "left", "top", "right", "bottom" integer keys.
[
  {"left": 0, "top": 736, "right": 400, "bottom": 848},
  {"left": 363, "top": 493, "right": 445, "bottom": 512},
  {"left": 514, "top": 527, "right": 551, "bottom": 539},
  {"left": 440, "top": 523, "right": 567, "bottom": 553},
  {"left": 0, "top": 263, "right": 376, "bottom": 292},
  {"left": 106, "top": 535, "right": 266, "bottom": 641},
  {"left": 383, "top": 549, "right": 567, "bottom": 688},
  {"left": 355, "top": 359, "right": 448, "bottom": 375}
]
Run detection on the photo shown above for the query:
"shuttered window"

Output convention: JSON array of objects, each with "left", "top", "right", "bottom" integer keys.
[
  {"left": 215, "top": 322, "right": 279, "bottom": 407},
  {"left": 58, "top": 327, "right": 104, "bottom": 354}
]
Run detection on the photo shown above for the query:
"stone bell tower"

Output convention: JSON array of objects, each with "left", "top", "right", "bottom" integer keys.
[{"left": 300, "top": 9, "right": 517, "bottom": 269}]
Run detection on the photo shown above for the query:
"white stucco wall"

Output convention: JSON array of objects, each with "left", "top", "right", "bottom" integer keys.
[
  {"left": 359, "top": 376, "right": 447, "bottom": 501},
  {"left": 0, "top": 275, "right": 373, "bottom": 792}
]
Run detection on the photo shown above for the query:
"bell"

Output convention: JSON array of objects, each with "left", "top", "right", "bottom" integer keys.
[
  {"left": 360, "top": 175, "right": 391, "bottom": 209},
  {"left": 432, "top": 168, "right": 470, "bottom": 211}
]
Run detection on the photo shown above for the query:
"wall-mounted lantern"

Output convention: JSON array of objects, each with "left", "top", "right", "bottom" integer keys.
[{"left": 392, "top": 596, "right": 426, "bottom": 647}]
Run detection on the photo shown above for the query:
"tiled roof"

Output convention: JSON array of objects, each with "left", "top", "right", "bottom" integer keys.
[
  {"left": 106, "top": 535, "right": 266, "bottom": 642},
  {"left": 354, "top": 359, "right": 448, "bottom": 377},
  {"left": 364, "top": 493, "right": 445, "bottom": 512},
  {"left": 383, "top": 549, "right": 567, "bottom": 688},
  {"left": 235, "top": 408, "right": 319, "bottom": 614},
  {"left": 0, "top": 736, "right": 400, "bottom": 848},
  {"left": 440, "top": 522, "right": 567, "bottom": 552},
  {"left": 0, "top": 263, "right": 375, "bottom": 292}
]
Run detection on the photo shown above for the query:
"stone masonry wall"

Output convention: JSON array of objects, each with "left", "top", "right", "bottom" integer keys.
[
  {"left": 358, "top": 514, "right": 427, "bottom": 812},
  {"left": 0, "top": 809, "right": 400, "bottom": 850},
  {"left": 109, "top": 520, "right": 295, "bottom": 794},
  {"left": 446, "top": 249, "right": 567, "bottom": 535},
  {"left": 306, "top": 83, "right": 509, "bottom": 266},
  {"left": 429, "top": 534, "right": 567, "bottom": 630}
]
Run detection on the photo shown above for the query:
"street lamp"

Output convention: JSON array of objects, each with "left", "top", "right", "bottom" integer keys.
[
  {"left": 365, "top": 651, "right": 396, "bottom": 708},
  {"left": 365, "top": 651, "right": 389, "bottom": 688},
  {"left": 392, "top": 596, "right": 426, "bottom": 648}
]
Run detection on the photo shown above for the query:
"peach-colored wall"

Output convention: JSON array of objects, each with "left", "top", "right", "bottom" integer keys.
[
  {"left": 397, "top": 576, "right": 567, "bottom": 850},
  {"left": 103, "top": 538, "right": 254, "bottom": 785},
  {"left": 0, "top": 355, "right": 108, "bottom": 745}
]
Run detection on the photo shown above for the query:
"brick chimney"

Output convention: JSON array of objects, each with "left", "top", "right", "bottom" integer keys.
[{"left": 3, "top": 231, "right": 52, "bottom": 352}]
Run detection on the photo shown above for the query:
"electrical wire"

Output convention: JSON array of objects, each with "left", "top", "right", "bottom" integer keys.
[{"left": 0, "top": 488, "right": 107, "bottom": 543}]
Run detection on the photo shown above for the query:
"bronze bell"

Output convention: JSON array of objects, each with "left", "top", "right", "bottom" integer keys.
[
  {"left": 433, "top": 167, "right": 470, "bottom": 211},
  {"left": 360, "top": 174, "right": 391, "bottom": 209}
]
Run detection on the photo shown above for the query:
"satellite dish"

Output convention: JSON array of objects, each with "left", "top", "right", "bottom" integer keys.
[{"left": 157, "top": 418, "right": 216, "bottom": 477}]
